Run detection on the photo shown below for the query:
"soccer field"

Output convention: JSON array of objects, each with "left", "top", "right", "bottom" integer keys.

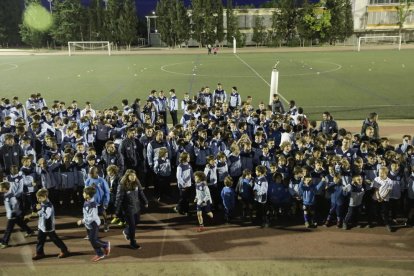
[{"left": 1, "top": 48, "right": 413, "bottom": 120}]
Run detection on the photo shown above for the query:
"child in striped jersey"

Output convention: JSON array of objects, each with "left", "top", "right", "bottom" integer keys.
[
  {"left": 216, "top": 152, "right": 229, "bottom": 194},
  {"left": 153, "top": 147, "right": 172, "bottom": 201},
  {"left": 236, "top": 169, "right": 254, "bottom": 221},
  {"left": 204, "top": 155, "right": 219, "bottom": 210},
  {"left": 228, "top": 143, "right": 242, "bottom": 187},
  {"left": 194, "top": 171, "right": 213, "bottom": 232},
  {"left": 372, "top": 166, "right": 393, "bottom": 232},
  {"left": 253, "top": 165, "right": 269, "bottom": 228},
  {"left": 174, "top": 152, "right": 193, "bottom": 215},
  {"left": 406, "top": 165, "right": 414, "bottom": 227},
  {"left": 388, "top": 161, "right": 403, "bottom": 225}
]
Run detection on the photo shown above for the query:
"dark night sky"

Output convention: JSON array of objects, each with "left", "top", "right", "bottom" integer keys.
[
  {"left": 138, "top": 1, "right": 272, "bottom": 16},
  {"left": 41, "top": 0, "right": 275, "bottom": 17}
]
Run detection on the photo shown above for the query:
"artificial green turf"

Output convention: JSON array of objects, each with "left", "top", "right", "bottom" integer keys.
[{"left": 0, "top": 49, "right": 413, "bottom": 120}]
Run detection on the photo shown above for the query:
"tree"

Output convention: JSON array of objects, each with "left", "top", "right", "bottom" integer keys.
[
  {"left": 103, "top": 0, "right": 123, "bottom": 44},
  {"left": 19, "top": 0, "right": 49, "bottom": 48},
  {"left": 87, "top": 0, "right": 105, "bottom": 41},
  {"left": 212, "top": 0, "right": 225, "bottom": 45},
  {"left": 252, "top": 16, "right": 267, "bottom": 46},
  {"left": 118, "top": 0, "right": 138, "bottom": 49},
  {"left": 226, "top": 0, "right": 238, "bottom": 46},
  {"left": 396, "top": 0, "right": 413, "bottom": 40},
  {"left": 191, "top": 0, "right": 224, "bottom": 46},
  {"left": 325, "top": 0, "right": 351, "bottom": 44},
  {"left": 50, "top": 0, "right": 85, "bottom": 45},
  {"left": 297, "top": 0, "right": 314, "bottom": 46},
  {"left": 156, "top": 0, "right": 190, "bottom": 48},
  {"left": 174, "top": 0, "right": 191, "bottom": 47},
  {"left": 19, "top": 23, "right": 47, "bottom": 48},
  {"left": 0, "top": 0, "right": 24, "bottom": 47},
  {"left": 270, "top": 0, "right": 299, "bottom": 46},
  {"left": 156, "top": 0, "right": 172, "bottom": 46},
  {"left": 343, "top": 0, "right": 353, "bottom": 40},
  {"left": 299, "top": 1, "right": 331, "bottom": 45}
]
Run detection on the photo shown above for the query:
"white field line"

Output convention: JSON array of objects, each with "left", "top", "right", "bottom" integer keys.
[
  {"left": 0, "top": 63, "right": 19, "bottom": 72},
  {"left": 234, "top": 54, "right": 289, "bottom": 104},
  {"left": 160, "top": 62, "right": 256, "bottom": 78},
  {"left": 161, "top": 59, "right": 341, "bottom": 79}
]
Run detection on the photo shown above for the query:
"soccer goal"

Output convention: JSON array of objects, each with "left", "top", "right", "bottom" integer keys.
[
  {"left": 68, "top": 41, "right": 112, "bottom": 56},
  {"left": 357, "top": 35, "right": 402, "bottom": 52}
]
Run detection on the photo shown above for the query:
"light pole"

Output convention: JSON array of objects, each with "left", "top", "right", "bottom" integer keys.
[{"left": 47, "top": 0, "right": 53, "bottom": 14}]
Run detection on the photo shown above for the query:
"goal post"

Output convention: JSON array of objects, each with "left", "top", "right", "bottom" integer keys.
[
  {"left": 357, "top": 35, "right": 402, "bottom": 52},
  {"left": 269, "top": 61, "right": 280, "bottom": 105},
  {"left": 68, "top": 41, "right": 112, "bottom": 56}
]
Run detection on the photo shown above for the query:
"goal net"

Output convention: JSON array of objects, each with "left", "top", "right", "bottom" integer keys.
[
  {"left": 68, "top": 41, "right": 112, "bottom": 56},
  {"left": 357, "top": 36, "right": 402, "bottom": 52}
]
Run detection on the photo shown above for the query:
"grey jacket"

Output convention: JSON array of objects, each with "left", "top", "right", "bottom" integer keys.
[
  {"left": 4, "top": 191, "right": 22, "bottom": 219},
  {"left": 82, "top": 199, "right": 101, "bottom": 229}
]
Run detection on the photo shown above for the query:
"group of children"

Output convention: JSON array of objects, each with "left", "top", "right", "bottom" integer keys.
[{"left": 1, "top": 88, "right": 414, "bottom": 262}]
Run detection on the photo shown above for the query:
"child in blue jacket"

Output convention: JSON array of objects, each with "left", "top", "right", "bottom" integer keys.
[
  {"left": 299, "top": 175, "right": 326, "bottom": 228},
  {"left": 85, "top": 166, "right": 110, "bottom": 232},
  {"left": 253, "top": 165, "right": 269, "bottom": 228},
  {"left": 236, "top": 169, "right": 254, "bottom": 220},
  {"left": 268, "top": 173, "right": 291, "bottom": 223},
  {"left": 221, "top": 176, "right": 236, "bottom": 223},
  {"left": 324, "top": 172, "right": 346, "bottom": 228}
]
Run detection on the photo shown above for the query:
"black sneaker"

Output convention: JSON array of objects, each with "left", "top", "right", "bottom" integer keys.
[{"left": 130, "top": 243, "right": 142, "bottom": 250}]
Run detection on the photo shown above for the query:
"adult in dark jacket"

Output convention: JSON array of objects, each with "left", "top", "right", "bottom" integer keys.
[
  {"left": 319, "top": 112, "right": 338, "bottom": 137},
  {"left": 101, "top": 141, "right": 125, "bottom": 175},
  {"left": 118, "top": 127, "right": 139, "bottom": 171},
  {"left": 115, "top": 169, "right": 148, "bottom": 249},
  {"left": 0, "top": 133, "right": 24, "bottom": 175},
  {"left": 361, "top": 112, "right": 379, "bottom": 140}
]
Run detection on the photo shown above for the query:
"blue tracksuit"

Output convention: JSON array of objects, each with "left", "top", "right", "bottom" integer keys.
[
  {"left": 221, "top": 187, "right": 236, "bottom": 221},
  {"left": 84, "top": 177, "right": 110, "bottom": 208}
]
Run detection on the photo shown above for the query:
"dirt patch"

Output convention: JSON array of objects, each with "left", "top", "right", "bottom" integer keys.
[{"left": 336, "top": 119, "right": 414, "bottom": 145}]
